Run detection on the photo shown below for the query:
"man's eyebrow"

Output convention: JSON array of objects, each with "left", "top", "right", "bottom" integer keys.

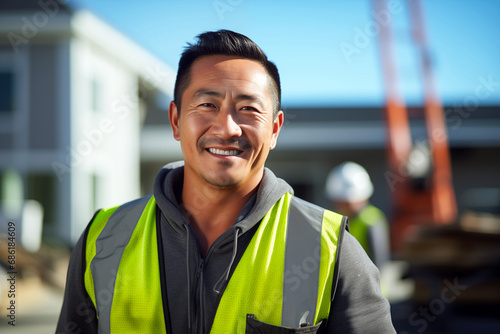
[
  {"left": 234, "top": 93, "right": 266, "bottom": 106},
  {"left": 193, "top": 89, "right": 266, "bottom": 106},
  {"left": 193, "top": 89, "right": 223, "bottom": 99}
]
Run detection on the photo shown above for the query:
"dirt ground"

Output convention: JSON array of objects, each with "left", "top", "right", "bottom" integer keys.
[{"left": 0, "top": 241, "right": 69, "bottom": 334}]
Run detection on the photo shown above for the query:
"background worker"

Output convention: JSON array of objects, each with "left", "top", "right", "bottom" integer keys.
[{"left": 326, "top": 161, "right": 390, "bottom": 268}]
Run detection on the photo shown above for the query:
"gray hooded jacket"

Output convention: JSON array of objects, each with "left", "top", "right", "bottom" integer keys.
[{"left": 56, "top": 163, "right": 395, "bottom": 333}]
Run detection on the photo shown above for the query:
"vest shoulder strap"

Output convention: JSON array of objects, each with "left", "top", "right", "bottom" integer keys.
[
  {"left": 212, "top": 193, "right": 345, "bottom": 332},
  {"left": 85, "top": 195, "right": 162, "bottom": 334}
]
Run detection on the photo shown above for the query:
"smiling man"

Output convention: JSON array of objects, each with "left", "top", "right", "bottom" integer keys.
[
  {"left": 170, "top": 54, "right": 283, "bottom": 256},
  {"left": 57, "top": 30, "right": 395, "bottom": 333}
]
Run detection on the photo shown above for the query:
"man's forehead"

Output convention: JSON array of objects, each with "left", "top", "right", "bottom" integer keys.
[
  {"left": 187, "top": 57, "right": 271, "bottom": 92},
  {"left": 190, "top": 55, "right": 266, "bottom": 77},
  {"left": 184, "top": 54, "right": 279, "bottom": 112},
  {"left": 192, "top": 54, "right": 261, "bottom": 66}
]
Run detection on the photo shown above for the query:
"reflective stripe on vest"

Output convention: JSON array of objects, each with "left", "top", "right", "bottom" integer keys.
[
  {"left": 211, "top": 193, "right": 342, "bottom": 332},
  {"left": 85, "top": 193, "right": 343, "bottom": 333},
  {"left": 85, "top": 195, "right": 164, "bottom": 334}
]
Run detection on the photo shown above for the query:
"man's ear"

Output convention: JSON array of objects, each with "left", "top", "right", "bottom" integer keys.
[
  {"left": 168, "top": 101, "right": 181, "bottom": 141},
  {"left": 270, "top": 110, "right": 284, "bottom": 150}
]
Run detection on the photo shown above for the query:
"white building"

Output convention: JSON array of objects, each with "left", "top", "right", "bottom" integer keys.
[
  {"left": 1, "top": 1, "right": 499, "bottom": 249},
  {"left": 0, "top": 1, "right": 175, "bottom": 245}
]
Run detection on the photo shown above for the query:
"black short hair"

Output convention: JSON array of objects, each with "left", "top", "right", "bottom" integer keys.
[{"left": 173, "top": 29, "right": 281, "bottom": 117}]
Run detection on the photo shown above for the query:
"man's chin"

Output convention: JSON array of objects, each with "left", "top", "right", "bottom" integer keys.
[{"left": 202, "top": 174, "right": 242, "bottom": 188}]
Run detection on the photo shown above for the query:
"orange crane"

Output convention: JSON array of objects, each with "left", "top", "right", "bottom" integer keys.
[{"left": 372, "top": 0, "right": 457, "bottom": 252}]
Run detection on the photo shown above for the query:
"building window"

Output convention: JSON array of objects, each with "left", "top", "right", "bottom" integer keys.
[
  {"left": 92, "top": 173, "right": 100, "bottom": 212},
  {"left": 91, "top": 77, "right": 101, "bottom": 112},
  {"left": 0, "top": 71, "right": 14, "bottom": 114},
  {"left": 27, "top": 173, "right": 57, "bottom": 226}
]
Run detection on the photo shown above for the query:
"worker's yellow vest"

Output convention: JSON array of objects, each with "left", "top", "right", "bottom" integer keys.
[
  {"left": 84, "top": 193, "right": 344, "bottom": 333},
  {"left": 348, "top": 204, "right": 387, "bottom": 256}
]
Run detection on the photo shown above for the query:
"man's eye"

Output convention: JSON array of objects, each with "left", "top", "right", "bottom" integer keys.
[
  {"left": 241, "top": 106, "right": 258, "bottom": 111},
  {"left": 200, "top": 103, "right": 216, "bottom": 108}
]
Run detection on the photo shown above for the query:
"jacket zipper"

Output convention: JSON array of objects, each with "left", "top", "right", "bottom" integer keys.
[
  {"left": 192, "top": 231, "right": 233, "bottom": 333},
  {"left": 195, "top": 245, "right": 218, "bottom": 333},
  {"left": 197, "top": 258, "right": 205, "bottom": 333}
]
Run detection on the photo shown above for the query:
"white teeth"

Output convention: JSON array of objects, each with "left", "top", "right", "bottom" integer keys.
[{"left": 208, "top": 148, "right": 240, "bottom": 156}]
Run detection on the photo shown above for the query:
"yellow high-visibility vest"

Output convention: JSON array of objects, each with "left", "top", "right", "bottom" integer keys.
[
  {"left": 84, "top": 193, "right": 344, "bottom": 333},
  {"left": 348, "top": 204, "right": 387, "bottom": 257}
]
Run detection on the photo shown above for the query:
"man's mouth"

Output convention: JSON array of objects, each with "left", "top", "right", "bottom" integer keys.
[{"left": 207, "top": 148, "right": 242, "bottom": 156}]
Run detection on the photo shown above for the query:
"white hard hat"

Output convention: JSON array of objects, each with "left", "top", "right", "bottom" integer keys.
[{"left": 326, "top": 162, "right": 374, "bottom": 202}]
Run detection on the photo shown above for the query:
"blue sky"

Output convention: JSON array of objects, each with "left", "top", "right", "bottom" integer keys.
[{"left": 72, "top": 0, "right": 500, "bottom": 108}]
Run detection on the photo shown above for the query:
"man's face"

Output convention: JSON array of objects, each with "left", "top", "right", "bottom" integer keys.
[{"left": 169, "top": 55, "right": 283, "bottom": 190}]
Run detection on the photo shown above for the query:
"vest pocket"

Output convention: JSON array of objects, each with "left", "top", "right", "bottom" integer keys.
[{"left": 245, "top": 314, "right": 325, "bottom": 333}]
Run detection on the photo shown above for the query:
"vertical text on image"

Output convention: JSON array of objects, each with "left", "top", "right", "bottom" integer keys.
[{"left": 5, "top": 221, "right": 17, "bottom": 326}]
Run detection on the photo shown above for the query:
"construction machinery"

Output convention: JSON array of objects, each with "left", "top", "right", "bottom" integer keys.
[
  {"left": 373, "top": 0, "right": 457, "bottom": 253},
  {"left": 373, "top": 0, "right": 500, "bottom": 332}
]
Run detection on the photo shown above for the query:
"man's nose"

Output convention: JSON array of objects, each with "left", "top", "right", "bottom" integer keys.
[{"left": 211, "top": 107, "right": 242, "bottom": 138}]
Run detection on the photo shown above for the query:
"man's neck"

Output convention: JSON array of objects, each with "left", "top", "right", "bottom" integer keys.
[{"left": 180, "top": 177, "right": 259, "bottom": 256}]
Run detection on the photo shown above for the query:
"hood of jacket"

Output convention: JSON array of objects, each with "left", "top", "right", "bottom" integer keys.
[{"left": 153, "top": 160, "right": 294, "bottom": 237}]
